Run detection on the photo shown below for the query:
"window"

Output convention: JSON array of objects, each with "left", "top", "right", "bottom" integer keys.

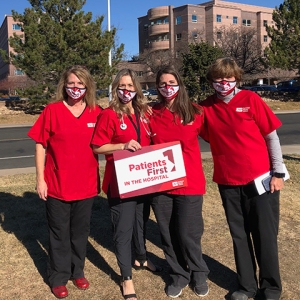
[
  {"left": 233, "top": 16, "right": 238, "bottom": 24},
  {"left": 163, "top": 17, "right": 169, "bottom": 24},
  {"left": 175, "top": 51, "right": 180, "bottom": 58},
  {"left": 12, "top": 24, "right": 21, "bottom": 30},
  {"left": 144, "top": 24, "right": 148, "bottom": 31},
  {"left": 176, "top": 33, "right": 182, "bottom": 41},
  {"left": 14, "top": 69, "right": 24, "bottom": 75},
  {"left": 136, "top": 71, "right": 143, "bottom": 77},
  {"left": 263, "top": 20, "right": 268, "bottom": 26},
  {"left": 163, "top": 34, "right": 169, "bottom": 40},
  {"left": 242, "top": 19, "right": 251, "bottom": 26},
  {"left": 192, "top": 15, "right": 197, "bottom": 23},
  {"left": 216, "top": 15, "right": 222, "bottom": 22},
  {"left": 156, "top": 19, "right": 162, "bottom": 25},
  {"left": 217, "top": 31, "right": 222, "bottom": 39},
  {"left": 176, "top": 16, "right": 182, "bottom": 25},
  {"left": 264, "top": 35, "right": 268, "bottom": 42}
]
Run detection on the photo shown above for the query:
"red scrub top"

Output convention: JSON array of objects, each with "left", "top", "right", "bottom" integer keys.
[
  {"left": 28, "top": 102, "right": 101, "bottom": 201},
  {"left": 91, "top": 107, "right": 151, "bottom": 198},
  {"left": 200, "top": 90, "right": 282, "bottom": 185},
  {"left": 149, "top": 103, "right": 206, "bottom": 195}
]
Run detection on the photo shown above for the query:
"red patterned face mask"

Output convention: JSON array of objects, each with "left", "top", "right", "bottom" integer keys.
[
  {"left": 117, "top": 89, "right": 137, "bottom": 104},
  {"left": 65, "top": 87, "right": 86, "bottom": 102},
  {"left": 158, "top": 85, "right": 179, "bottom": 101},
  {"left": 212, "top": 80, "right": 236, "bottom": 96}
]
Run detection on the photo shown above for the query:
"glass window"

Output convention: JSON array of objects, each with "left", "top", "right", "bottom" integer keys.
[
  {"left": 163, "top": 17, "right": 169, "bottom": 24},
  {"left": 217, "top": 32, "right": 222, "bottom": 39},
  {"left": 264, "top": 35, "right": 268, "bottom": 42},
  {"left": 176, "top": 16, "right": 182, "bottom": 25},
  {"left": 156, "top": 19, "right": 162, "bottom": 25},
  {"left": 242, "top": 19, "right": 251, "bottom": 26},
  {"left": 216, "top": 15, "right": 222, "bottom": 23},
  {"left": 176, "top": 33, "right": 182, "bottom": 41},
  {"left": 14, "top": 69, "right": 24, "bottom": 75},
  {"left": 192, "top": 15, "right": 197, "bottom": 23},
  {"left": 192, "top": 32, "right": 198, "bottom": 40},
  {"left": 263, "top": 20, "right": 268, "bottom": 26},
  {"left": 233, "top": 16, "right": 238, "bottom": 24},
  {"left": 12, "top": 24, "right": 21, "bottom": 30}
]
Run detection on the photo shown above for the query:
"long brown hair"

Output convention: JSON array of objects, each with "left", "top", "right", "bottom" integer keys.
[
  {"left": 110, "top": 68, "right": 148, "bottom": 117},
  {"left": 56, "top": 65, "right": 96, "bottom": 109},
  {"left": 156, "top": 66, "right": 202, "bottom": 124}
]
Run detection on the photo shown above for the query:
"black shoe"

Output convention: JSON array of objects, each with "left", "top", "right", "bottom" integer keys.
[
  {"left": 194, "top": 281, "right": 209, "bottom": 297},
  {"left": 120, "top": 276, "right": 137, "bottom": 300},
  {"left": 165, "top": 284, "right": 184, "bottom": 298},
  {"left": 231, "top": 291, "right": 249, "bottom": 300},
  {"left": 133, "top": 259, "right": 163, "bottom": 273}
]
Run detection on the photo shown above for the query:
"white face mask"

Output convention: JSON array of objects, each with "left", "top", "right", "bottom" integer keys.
[
  {"left": 65, "top": 87, "right": 86, "bottom": 102},
  {"left": 158, "top": 85, "right": 179, "bottom": 101},
  {"left": 212, "top": 80, "right": 236, "bottom": 96},
  {"left": 117, "top": 89, "right": 137, "bottom": 104}
]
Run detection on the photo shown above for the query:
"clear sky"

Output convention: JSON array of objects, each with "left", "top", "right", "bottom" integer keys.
[{"left": 1, "top": 0, "right": 283, "bottom": 59}]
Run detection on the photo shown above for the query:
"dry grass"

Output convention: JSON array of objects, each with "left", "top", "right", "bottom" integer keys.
[{"left": 0, "top": 156, "right": 299, "bottom": 300}]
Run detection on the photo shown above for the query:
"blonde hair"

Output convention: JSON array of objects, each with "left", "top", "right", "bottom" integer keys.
[
  {"left": 110, "top": 69, "right": 148, "bottom": 117},
  {"left": 56, "top": 65, "right": 96, "bottom": 109},
  {"left": 206, "top": 57, "right": 243, "bottom": 84}
]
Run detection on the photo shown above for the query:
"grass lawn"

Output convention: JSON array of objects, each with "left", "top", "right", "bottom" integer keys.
[{"left": 0, "top": 156, "right": 299, "bottom": 299}]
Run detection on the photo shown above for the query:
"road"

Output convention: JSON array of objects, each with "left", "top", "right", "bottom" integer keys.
[{"left": 0, "top": 112, "right": 299, "bottom": 172}]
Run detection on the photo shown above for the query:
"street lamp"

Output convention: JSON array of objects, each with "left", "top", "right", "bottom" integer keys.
[{"left": 108, "top": 0, "right": 112, "bottom": 101}]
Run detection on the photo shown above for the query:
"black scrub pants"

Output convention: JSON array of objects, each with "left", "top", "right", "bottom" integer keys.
[
  {"left": 108, "top": 195, "right": 147, "bottom": 278},
  {"left": 218, "top": 183, "right": 282, "bottom": 300},
  {"left": 46, "top": 196, "right": 94, "bottom": 288},
  {"left": 132, "top": 195, "right": 151, "bottom": 262},
  {"left": 151, "top": 194, "right": 209, "bottom": 288}
]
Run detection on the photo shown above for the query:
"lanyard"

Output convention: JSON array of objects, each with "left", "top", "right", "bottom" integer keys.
[{"left": 128, "top": 110, "right": 141, "bottom": 144}]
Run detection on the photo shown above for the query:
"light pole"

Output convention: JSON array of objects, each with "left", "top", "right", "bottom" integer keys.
[{"left": 108, "top": 0, "right": 112, "bottom": 101}]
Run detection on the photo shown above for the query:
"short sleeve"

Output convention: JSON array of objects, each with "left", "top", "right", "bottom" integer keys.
[
  {"left": 91, "top": 108, "right": 116, "bottom": 147},
  {"left": 27, "top": 105, "right": 51, "bottom": 147}
]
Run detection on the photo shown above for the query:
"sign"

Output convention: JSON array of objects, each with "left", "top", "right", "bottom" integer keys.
[{"left": 113, "top": 141, "right": 187, "bottom": 198}]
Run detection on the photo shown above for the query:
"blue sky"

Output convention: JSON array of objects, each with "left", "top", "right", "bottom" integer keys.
[{"left": 1, "top": 0, "right": 284, "bottom": 58}]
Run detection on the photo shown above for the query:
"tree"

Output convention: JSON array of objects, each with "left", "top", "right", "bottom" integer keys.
[
  {"left": 181, "top": 42, "right": 223, "bottom": 101},
  {"left": 265, "top": 0, "right": 300, "bottom": 73},
  {"left": 0, "top": 0, "right": 124, "bottom": 98},
  {"left": 214, "top": 25, "right": 266, "bottom": 76}
]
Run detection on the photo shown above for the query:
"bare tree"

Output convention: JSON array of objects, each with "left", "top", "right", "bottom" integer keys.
[{"left": 214, "top": 25, "right": 266, "bottom": 76}]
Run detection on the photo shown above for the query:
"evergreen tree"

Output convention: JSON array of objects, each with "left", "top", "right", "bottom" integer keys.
[
  {"left": 1, "top": 0, "right": 123, "bottom": 97},
  {"left": 181, "top": 42, "right": 223, "bottom": 102},
  {"left": 265, "top": 0, "right": 300, "bottom": 72}
]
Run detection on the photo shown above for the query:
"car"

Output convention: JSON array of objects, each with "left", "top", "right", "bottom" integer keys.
[
  {"left": 96, "top": 89, "right": 109, "bottom": 97},
  {"left": 248, "top": 85, "right": 277, "bottom": 95},
  {"left": 142, "top": 89, "right": 150, "bottom": 97},
  {"left": 148, "top": 89, "right": 158, "bottom": 96},
  {"left": 276, "top": 80, "right": 300, "bottom": 93}
]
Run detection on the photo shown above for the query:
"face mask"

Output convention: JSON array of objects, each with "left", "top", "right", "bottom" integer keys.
[
  {"left": 117, "top": 89, "right": 136, "bottom": 104},
  {"left": 65, "top": 87, "right": 86, "bottom": 102},
  {"left": 212, "top": 80, "right": 236, "bottom": 96},
  {"left": 158, "top": 85, "right": 179, "bottom": 101}
]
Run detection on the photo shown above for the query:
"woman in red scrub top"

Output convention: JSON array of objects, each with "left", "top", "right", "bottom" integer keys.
[
  {"left": 28, "top": 65, "right": 101, "bottom": 299},
  {"left": 200, "top": 57, "right": 284, "bottom": 300},
  {"left": 92, "top": 69, "right": 161, "bottom": 300},
  {"left": 149, "top": 66, "right": 210, "bottom": 298}
]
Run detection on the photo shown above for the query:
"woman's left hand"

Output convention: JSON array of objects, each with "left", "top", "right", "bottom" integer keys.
[
  {"left": 269, "top": 177, "right": 284, "bottom": 193},
  {"left": 123, "top": 139, "right": 142, "bottom": 152}
]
